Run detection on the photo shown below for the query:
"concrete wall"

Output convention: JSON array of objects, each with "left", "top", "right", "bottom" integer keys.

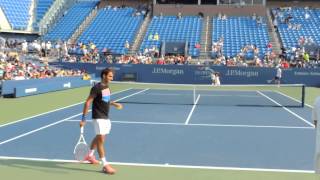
[{"left": 0, "top": 7, "right": 12, "bottom": 30}]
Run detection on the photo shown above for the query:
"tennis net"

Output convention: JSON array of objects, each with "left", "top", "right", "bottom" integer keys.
[{"left": 107, "top": 82, "right": 305, "bottom": 108}]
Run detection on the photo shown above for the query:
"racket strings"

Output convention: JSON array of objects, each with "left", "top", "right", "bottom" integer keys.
[{"left": 74, "top": 143, "right": 89, "bottom": 161}]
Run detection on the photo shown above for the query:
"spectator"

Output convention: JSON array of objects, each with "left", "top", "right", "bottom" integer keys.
[
  {"left": 46, "top": 41, "right": 52, "bottom": 56},
  {"left": 256, "top": 16, "right": 263, "bottom": 25},
  {"left": 124, "top": 40, "right": 130, "bottom": 49},
  {"left": 148, "top": 33, "right": 153, "bottom": 40},
  {"left": 177, "top": 12, "right": 182, "bottom": 19},
  {"left": 153, "top": 33, "right": 159, "bottom": 41},
  {"left": 82, "top": 72, "right": 91, "bottom": 80},
  {"left": 22, "top": 40, "right": 28, "bottom": 54},
  {"left": 273, "top": 18, "right": 278, "bottom": 31},
  {"left": 217, "top": 12, "right": 222, "bottom": 20},
  {"left": 195, "top": 43, "right": 201, "bottom": 49},
  {"left": 303, "top": 52, "right": 310, "bottom": 64},
  {"left": 305, "top": 11, "right": 310, "bottom": 19},
  {"left": 252, "top": 13, "right": 257, "bottom": 21},
  {"left": 221, "top": 14, "right": 227, "bottom": 20}
]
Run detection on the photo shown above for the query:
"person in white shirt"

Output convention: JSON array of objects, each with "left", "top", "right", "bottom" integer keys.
[
  {"left": 214, "top": 72, "right": 221, "bottom": 86},
  {"left": 313, "top": 96, "right": 320, "bottom": 173},
  {"left": 305, "top": 12, "right": 310, "bottom": 19},
  {"left": 211, "top": 72, "right": 216, "bottom": 85},
  {"left": 46, "top": 41, "right": 52, "bottom": 56},
  {"left": 22, "top": 40, "right": 28, "bottom": 54},
  {"left": 211, "top": 72, "right": 220, "bottom": 86},
  {"left": 274, "top": 65, "right": 282, "bottom": 86}
]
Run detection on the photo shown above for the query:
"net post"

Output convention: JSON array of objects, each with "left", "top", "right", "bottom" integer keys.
[{"left": 302, "top": 84, "right": 305, "bottom": 108}]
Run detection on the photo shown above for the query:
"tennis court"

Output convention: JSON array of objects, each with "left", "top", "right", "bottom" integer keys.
[{"left": 0, "top": 82, "right": 317, "bottom": 179}]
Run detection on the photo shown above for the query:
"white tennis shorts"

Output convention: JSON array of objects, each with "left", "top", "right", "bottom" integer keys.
[{"left": 92, "top": 119, "right": 111, "bottom": 135}]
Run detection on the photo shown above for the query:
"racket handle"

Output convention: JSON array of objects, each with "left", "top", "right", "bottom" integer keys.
[{"left": 80, "top": 127, "right": 84, "bottom": 134}]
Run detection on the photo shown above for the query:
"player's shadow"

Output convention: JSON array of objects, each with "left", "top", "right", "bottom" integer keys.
[{"left": 0, "top": 159, "right": 102, "bottom": 174}]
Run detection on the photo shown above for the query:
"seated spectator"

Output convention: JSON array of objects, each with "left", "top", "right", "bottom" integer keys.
[
  {"left": 303, "top": 52, "right": 310, "bottom": 64},
  {"left": 148, "top": 33, "right": 153, "bottom": 40},
  {"left": 217, "top": 12, "right": 222, "bottom": 20},
  {"left": 221, "top": 14, "right": 227, "bottom": 20},
  {"left": 252, "top": 13, "right": 257, "bottom": 20},
  {"left": 256, "top": 16, "right": 263, "bottom": 25},
  {"left": 124, "top": 40, "right": 130, "bottom": 49},
  {"left": 281, "top": 59, "right": 290, "bottom": 69},
  {"left": 153, "top": 33, "right": 159, "bottom": 41},
  {"left": 195, "top": 43, "right": 200, "bottom": 49},
  {"left": 156, "top": 56, "right": 165, "bottom": 65},
  {"left": 82, "top": 72, "right": 91, "bottom": 80},
  {"left": 177, "top": 12, "right": 182, "bottom": 19},
  {"left": 305, "top": 12, "right": 310, "bottom": 19}
]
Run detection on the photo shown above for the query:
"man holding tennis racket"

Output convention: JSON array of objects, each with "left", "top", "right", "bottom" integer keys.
[{"left": 80, "top": 68, "right": 122, "bottom": 175}]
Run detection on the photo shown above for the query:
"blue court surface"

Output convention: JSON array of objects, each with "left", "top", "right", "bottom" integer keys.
[{"left": 0, "top": 88, "right": 316, "bottom": 173}]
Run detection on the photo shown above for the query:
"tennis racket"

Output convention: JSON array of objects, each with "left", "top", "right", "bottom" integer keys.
[{"left": 73, "top": 126, "right": 89, "bottom": 162}]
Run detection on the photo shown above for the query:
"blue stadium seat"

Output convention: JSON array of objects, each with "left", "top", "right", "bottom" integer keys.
[
  {"left": 212, "top": 16, "right": 269, "bottom": 58},
  {"left": 140, "top": 16, "right": 202, "bottom": 57},
  {"left": 36, "top": 0, "right": 55, "bottom": 22},
  {"left": 78, "top": 7, "right": 144, "bottom": 55},
  {"left": 0, "top": 0, "right": 32, "bottom": 30},
  {"left": 43, "top": 1, "right": 98, "bottom": 41},
  {"left": 274, "top": 8, "right": 320, "bottom": 50}
]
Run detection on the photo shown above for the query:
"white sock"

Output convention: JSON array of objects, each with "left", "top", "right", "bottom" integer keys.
[
  {"left": 89, "top": 149, "right": 95, "bottom": 156},
  {"left": 101, "top": 157, "right": 108, "bottom": 166}
]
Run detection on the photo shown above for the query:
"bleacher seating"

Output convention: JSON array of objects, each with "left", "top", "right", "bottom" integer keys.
[
  {"left": 0, "top": 0, "right": 32, "bottom": 30},
  {"left": 140, "top": 16, "right": 202, "bottom": 57},
  {"left": 43, "top": 1, "right": 98, "bottom": 42},
  {"left": 78, "top": 7, "right": 144, "bottom": 55},
  {"left": 275, "top": 8, "right": 320, "bottom": 49},
  {"left": 213, "top": 17, "right": 269, "bottom": 59},
  {"left": 36, "top": 0, "right": 55, "bottom": 22}
]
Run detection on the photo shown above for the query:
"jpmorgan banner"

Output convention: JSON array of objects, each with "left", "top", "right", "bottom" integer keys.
[{"left": 51, "top": 62, "right": 320, "bottom": 87}]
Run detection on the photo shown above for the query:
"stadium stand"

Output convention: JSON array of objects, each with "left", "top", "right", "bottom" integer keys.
[
  {"left": 43, "top": 1, "right": 98, "bottom": 42},
  {"left": 140, "top": 16, "right": 202, "bottom": 57},
  {"left": 77, "top": 7, "right": 144, "bottom": 55},
  {"left": 212, "top": 16, "right": 269, "bottom": 59},
  {"left": 0, "top": 0, "right": 32, "bottom": 30},
  {"left": 273, "top": 7, "right": 320, "bottom": 50},
  {"left": 36, "top": 0, "right": 56, "bottom": 22}
]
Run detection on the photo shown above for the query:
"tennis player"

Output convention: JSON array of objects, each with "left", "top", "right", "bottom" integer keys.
[
  {"left": 274, "top": 65, "right": 282, "bottom": 86},
  {"left": 313, "top": 96, "right": 320, "bottom": 173},
  {"left": 80, "top": 68, "right": 122, "bottom": 175},
  {"left": 211, "top": 72, "right": 216, "bottom": 85},
  {"left": 214, "top": 72, "right": 221, "bottom": 86}
]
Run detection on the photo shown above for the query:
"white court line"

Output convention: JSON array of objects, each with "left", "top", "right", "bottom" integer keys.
[
  {"left": 0, "top": 88, "right": 132, "bottom": 128},
  {"left": 275, "top": 91, "right": 313, "bottom": 108},
  {"left": 0, "top": 113, "right": 82, "bottom": 146},
  {"left": 200, "top": 94, "right": 259, "bottom": 98},
  {"left": 65, "top": 120, "right": 313, "bottom": 129},
  {"left": 0, "top": 88, "right": 148, "bottom": 146},
  {"left": 114, "top": 88, "right": 149, "bottom": 102},
  {"left": 185, "top": 94, "right": 200, "bottom": 125},
  {"left": 257, "top": 91, "right": 314, "bottom": 127},
  {"left": 0, "top": 156, "right": 314, "bottom": 174},
  {"left": 144, "top": 93, "right": 259, "bottom": 98}
]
